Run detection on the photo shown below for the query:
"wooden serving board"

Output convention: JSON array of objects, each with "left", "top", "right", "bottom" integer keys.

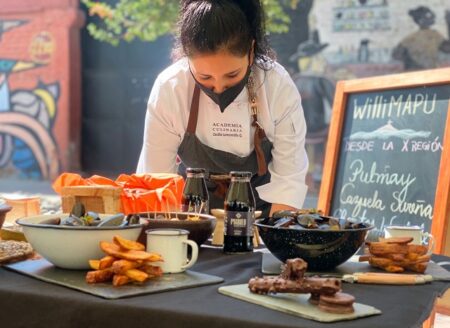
[
  {"left": 5, "top": 258, "right": 223, "bottom": 299},
  {"left": 261, "top": 252, "right": 450, "bottom": 281},
  {"left": 219, "top": 284, "right": 381, "bottom": 323}
]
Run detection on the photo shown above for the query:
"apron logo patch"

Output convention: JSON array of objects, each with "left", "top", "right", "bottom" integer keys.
[{"left": 212, "top": 122, "right": 243, "bottom": 138}]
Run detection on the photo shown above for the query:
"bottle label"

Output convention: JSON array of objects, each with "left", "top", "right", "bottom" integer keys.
[{"left": 224, "top": 211, "right": 253, "bottom": 236}]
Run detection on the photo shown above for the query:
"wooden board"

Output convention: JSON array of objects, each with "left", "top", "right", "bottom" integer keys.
[
  {"left": 5, "top": 258, "right": 223, "bottom": 299},
  {"left": 318, "top": 68, "right": 450, "bottom": 255},
  {"left": 261, "top": 252, "right": 450, "bottom": 281},
  {"left": 219, "top": 284, "right": 381, "bottom": 322}
]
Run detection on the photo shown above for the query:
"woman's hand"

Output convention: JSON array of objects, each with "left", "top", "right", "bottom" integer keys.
[{"left": 269, "top": 203, "right": 298, "bottom": 216}]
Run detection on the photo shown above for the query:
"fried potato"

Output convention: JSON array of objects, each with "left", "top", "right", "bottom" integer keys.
[
  {"left": 405, "top": 262, "right": 427, "bottom": 273},
  {"left": 140, "top": 263, "right": 163, "bottom": 277},
  {"left": 125, "top": 269, "right": 148, "bottom": 282},
  {"left": 407, "top": 244, "right": 428, "bottom": 256},
  {"left": 89, "top": 259, "right": 100, "bottom": 270},
  {"left": 112, "top": 274, "right": 130, "bottom": 286},
  {"left": 365, "top": 238, "right": 430, "bottom": 273},
  {"left": 369, "top": 242, "right": 408, "bottom": 255},
  {"left": 111, "top": 259, "right": 140, "bottom": 275},
  {"left": 87, "top": 236, "right": 164, "bottom": 287},
  {"left": 145, "top": 253, "right": 164, "bottom": 262},
  {"left": 99, "top": 255, "right": 116, "bottom": 269},
  {"left": 384, "top": 265, "right": 404, "bottom": 273},
  {"left": 378, "top": 237, "right": 414, "bottom": 244},
  {"left": 113, "top": 235, "right": 145, "bottom": 251},
  {"left": 100, "top": 241, "right": 158, "bottom": 261},
  {"left": 385, "top": 253, "right": 406, "bottom": 261},
  {"left": 86, "top": 268, "right": 114, "bottom": 284}
]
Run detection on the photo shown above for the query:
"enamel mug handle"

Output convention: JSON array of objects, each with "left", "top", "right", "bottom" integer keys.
[
  {"left": 181, "top": 240, "right": 198, "bottom": 270},
  {"left": 424, "top": 233, "right": 435, "bottom": 256}
]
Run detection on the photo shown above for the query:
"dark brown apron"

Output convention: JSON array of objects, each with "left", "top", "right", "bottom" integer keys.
[{"left": 177, "top": 84, "right": 273, "bottom": 216}]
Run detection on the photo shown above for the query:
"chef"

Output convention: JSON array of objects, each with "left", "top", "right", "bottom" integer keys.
[{"left": 137, "top": 0, "right": 309, "bottom": 216}]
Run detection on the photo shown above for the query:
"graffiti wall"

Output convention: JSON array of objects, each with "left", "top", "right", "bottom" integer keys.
[
  {"left": 284, "top": 0, "right": 450, "bottom": 192},
  {"left": 0, "top": 0, "right": 83, "bottom": 180}
]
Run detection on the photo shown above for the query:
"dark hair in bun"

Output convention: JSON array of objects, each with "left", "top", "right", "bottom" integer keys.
[{"left": 172, "top": 0, "right": 275, "bottom": 70}]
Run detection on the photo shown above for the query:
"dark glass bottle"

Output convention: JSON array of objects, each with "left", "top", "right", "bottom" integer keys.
[
  {"left": 223, "top": 171, "right": 255, "bottom": 253},
  {"left": 181, "top": 168, "right": 209, "bottom": 214}
]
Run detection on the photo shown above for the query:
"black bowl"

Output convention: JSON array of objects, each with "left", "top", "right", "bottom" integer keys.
[
  {"left": 255, "top": 218, "right": 373, "bottom": 270},
  {"left": 137, "top": 212, "right": 216, "bottom": 246}
]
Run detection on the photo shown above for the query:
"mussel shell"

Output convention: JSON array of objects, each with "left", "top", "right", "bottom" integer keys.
[
  {"left": 296, "top": 214, "right": 323, "bottom": 229},
  {"left": 80, "top": 211, "right": 102, "bottom": 226},
  {"left": 88, "top": 220, "right": 101, "bottom": 226},
  {"left": 86, "top": 211, "right": 101, "bottom": 221},
  {"left": 351, "top": 222, "right": 367, "bottom": 229},
  {"left": 71, "top": 202, "right": 86, "bottom": 218},
  {"left": 39, "top": 217, "right": 61, "bottom": 225},
  {"left": 326, "top": 217, "right": 338, "bottom": 225},
  {"left": 97, "top": 213, "right": 125, "bottom": 227},
  {"left": 125, "top": 214, "right": 140, "bottom": 225},
  {"left": 273, "top": 217, "right": 294, "bottom": 228},
  {"left": 318, "top": 224, "right": 330, "bottom": 230},
  {"left": 61, "top": 215, "right": 84, "bottom": 226},
  {"left": 272, "top": 210, "right": 297, "bottom": 219}
]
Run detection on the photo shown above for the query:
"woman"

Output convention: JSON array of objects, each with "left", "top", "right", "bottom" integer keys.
[
  {"left": 392, "top": 6, "right": 450, "bottom": 70},
  {"left": 137, "top": 0, "right": 308, "bottom": 216}
]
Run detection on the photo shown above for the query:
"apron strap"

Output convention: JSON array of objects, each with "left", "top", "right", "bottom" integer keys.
[
  {"left": 187, "top": 84, "right": 201, "bottom": 134},
  {"left": 249, "top": 77, "right": 268, "bottom": 177},
  {"left": 252, "top": 115, "right": 268, "bottom": 176}
]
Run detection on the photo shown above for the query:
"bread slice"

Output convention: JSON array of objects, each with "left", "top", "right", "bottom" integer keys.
[{"left": 0, "top": 240, "right": 33, "bottom": 264}]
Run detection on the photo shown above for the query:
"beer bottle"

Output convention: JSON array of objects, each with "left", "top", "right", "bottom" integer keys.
[
  {"left": 223, "top": 171, "right": 255, "bottom": 253},
  {"left": 181, "top": 168, "right": 209, "bottom": 214}
]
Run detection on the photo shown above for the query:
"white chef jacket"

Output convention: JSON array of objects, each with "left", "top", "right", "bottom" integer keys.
[{"left": 137, "top": 58, "right": 309, "bottom": 209}]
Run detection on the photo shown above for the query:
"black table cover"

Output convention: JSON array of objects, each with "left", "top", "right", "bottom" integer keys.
[{"left": 0, "top": 247, "right": 448, "bottom": 328}]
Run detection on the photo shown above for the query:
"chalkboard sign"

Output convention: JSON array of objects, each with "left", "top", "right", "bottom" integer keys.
[{"left": 318, "top": 68, "right": 450, "bottom": 255}]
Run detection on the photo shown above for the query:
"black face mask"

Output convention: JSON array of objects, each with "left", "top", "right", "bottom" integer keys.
[{"left": 192, "top": 66, "right": 251, "bottom": 113}]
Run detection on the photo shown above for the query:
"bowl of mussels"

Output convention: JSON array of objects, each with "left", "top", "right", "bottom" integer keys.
[
  {"left": 254, "top": 209, "right": 373, "bottom": 271},
  {"left": 16, "top": 203, "right": 143, "bottom": 270}
]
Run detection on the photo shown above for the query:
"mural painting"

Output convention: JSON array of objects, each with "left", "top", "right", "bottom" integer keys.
[
  {"left": 0, "top": 19, "right": 60, "bottom": 179},
  {"left": 392, "top": 6, "right": 450, "bottom": 70},
  {"left": 288, "top": 30, "right": 335, "bottom": 191},
  {"left": 276, "top": 0, "right": 450, "bottom": 192}
]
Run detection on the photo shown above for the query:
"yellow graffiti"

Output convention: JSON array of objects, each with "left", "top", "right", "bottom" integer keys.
[
  {"left": 33, "top": 88, "right": 56, "bottom": 118},
  {"left": 29, "top": 31, "right": 55, "bottom": 64}
]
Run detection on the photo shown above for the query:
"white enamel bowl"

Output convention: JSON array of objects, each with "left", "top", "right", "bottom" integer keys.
[{"left": 16, "top": 214, "right": 143, "bottom": 270}]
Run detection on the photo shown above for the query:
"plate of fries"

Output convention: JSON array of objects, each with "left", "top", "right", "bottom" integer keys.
[
  {"left": 86, "top": 235, "right": 164, "bottom": 286},
  {"left": 4, "top": 234, "right": 224, "bottom": 299}
]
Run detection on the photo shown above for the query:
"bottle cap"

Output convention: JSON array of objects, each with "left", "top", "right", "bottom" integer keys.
[
  {"left": 229, "top": 171, "right": 252, "bottom": 178},
  {"left": 186, "top": 168, "right": 206, "bottom": 174}
]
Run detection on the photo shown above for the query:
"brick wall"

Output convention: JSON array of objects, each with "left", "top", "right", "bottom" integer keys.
[{"left": 0, "top": 0, "right": 84, "bottom": 180}]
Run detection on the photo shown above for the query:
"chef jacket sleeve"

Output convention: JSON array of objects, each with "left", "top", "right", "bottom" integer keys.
[
  {"left": 137, "top": 76, "right": 181, "bottom": 174},
  {"left": 255, "top": 71, "right": 309, "bottom": 209}
]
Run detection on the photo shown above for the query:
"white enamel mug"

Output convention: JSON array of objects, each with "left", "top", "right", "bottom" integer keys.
[
  {"left": 146, "top": 229, "right": 199, "bottom": 273},
  {"left": 384, "top": 225, "right": 435, "bottom": 255}
]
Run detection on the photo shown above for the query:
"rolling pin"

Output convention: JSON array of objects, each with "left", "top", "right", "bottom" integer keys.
[{"left": 342, "top": 272, "right": 433, "bottom": 285}]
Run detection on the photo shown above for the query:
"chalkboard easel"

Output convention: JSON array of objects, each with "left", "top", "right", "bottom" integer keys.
[{"left": 318, "top": 68, "right": 450, "bottom": 255}]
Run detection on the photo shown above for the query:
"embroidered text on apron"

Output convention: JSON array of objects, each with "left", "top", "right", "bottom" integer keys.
[{"left": 177, "top": 83, "right": 273, "bottom": 216}]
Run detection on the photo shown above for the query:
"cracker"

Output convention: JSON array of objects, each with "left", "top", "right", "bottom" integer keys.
[{"left": 0, "top": 240, "right": 34, "bottom": 264}]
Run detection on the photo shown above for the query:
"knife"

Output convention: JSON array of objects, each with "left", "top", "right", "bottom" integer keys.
[{"left": 342, "top": 272, "right": 433, "bottom": 285}]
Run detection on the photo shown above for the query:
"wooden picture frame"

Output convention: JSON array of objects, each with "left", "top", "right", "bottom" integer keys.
[{"left": 318, "top": 67, "right": 450, "bottom": 255}]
